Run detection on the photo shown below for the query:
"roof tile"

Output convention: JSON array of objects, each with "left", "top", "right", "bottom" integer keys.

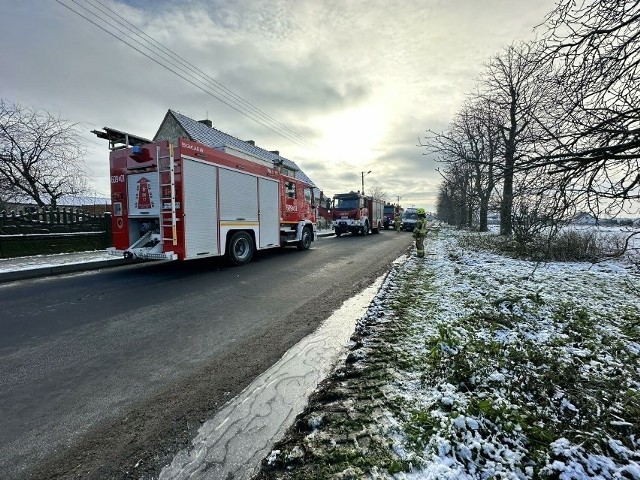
[{"left": 170, "top": 110, "right": 316, "bottom": 187}]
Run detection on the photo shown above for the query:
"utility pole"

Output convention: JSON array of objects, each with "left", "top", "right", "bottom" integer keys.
[{"left": 361, "top": 170, "right": 371, "bottom": 195}]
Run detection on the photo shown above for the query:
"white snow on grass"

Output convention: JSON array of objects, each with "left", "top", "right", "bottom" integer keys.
[{"left": 370, "top": 227, "right": 640, "bottom": 479}]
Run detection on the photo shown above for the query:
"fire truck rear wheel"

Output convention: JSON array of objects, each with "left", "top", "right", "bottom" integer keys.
[
  {"left": 297, "top": 226, "right": 312, "bottom": 251},
  {"left": 228, "top": 231, "right": 254, "bottom": 266}
]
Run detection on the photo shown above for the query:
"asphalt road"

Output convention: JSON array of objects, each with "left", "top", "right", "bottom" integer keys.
[{"left": 0, "top": 231, "right": 413, "bottom": 479}]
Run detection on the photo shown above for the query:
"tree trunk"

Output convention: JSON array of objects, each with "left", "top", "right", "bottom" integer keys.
[
  {"left": 479, "top": 195, "right": 489, "bottom": 232},
  {"left": 500, "top": 85, "right": 518, "bottom": 236},
  {"left": 500, "top": 163, "right": 514, "bottom": 236}
]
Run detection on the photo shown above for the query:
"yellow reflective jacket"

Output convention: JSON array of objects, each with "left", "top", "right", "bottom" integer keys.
[{"left": 413, "top": 217, "right": 427, "bottom": 238}]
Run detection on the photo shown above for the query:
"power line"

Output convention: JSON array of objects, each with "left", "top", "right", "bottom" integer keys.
[
  {"left": 85, "top": 0, "right": 314, "bottom": 148},
  {"left": 63, "top": 0, "right": 312, "bottom": 148},
  {"left": 55, "top": 0, "right": 316, "bottom": 149}
]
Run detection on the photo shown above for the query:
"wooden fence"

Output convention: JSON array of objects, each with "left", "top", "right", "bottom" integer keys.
[{"left": 0, "top": 207, "right": 112, "bottom": 258}]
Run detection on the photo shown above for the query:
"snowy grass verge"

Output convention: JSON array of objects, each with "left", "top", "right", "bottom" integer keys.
[{"left": 257, "top": 227, "right": 640, "bottom": 479}]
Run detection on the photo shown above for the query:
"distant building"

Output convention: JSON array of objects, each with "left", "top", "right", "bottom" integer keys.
[{"left": 572, "top": 212, "right": 598, "bottom": 225}]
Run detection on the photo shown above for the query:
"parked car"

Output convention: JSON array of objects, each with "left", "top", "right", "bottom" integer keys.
[{"left": 401, "top": 208, "right": 418, "bottom": 231}]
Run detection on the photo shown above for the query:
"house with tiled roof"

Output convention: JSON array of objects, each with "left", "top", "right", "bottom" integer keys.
[{"left": 153, "top": 110, "right": 317, "bottom": 190}]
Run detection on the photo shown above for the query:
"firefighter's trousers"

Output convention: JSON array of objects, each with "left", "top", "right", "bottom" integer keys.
[{"left": 415, "top": 235, "right": 425, "bottom": 257}]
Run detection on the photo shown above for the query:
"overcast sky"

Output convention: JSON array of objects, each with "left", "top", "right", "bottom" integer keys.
[{"left": 1, "top": 0, "right": 556, "bottom": 211}]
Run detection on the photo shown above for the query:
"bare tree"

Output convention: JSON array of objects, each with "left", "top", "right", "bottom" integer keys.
[
  {"left": 367, "top": 185, "right": 388, "bottom": 202},
  {"left": 538, "top": 0, "right": 640, "bottom": 218},
  {"left": 434, "top": 162, "right": 473, "bottom": 229},
  {"left": 421, "top": 134, "right": 473, "bottom": 228},
  {"left": 478, "top": 42, "right": 554, "bottom": 236},
  {"left": 0, "top": 99, "right": 88, "bottom": 208},
  {"left": 436, "top": 181, "right": 456, "bottom": 225},
  {"left": 455, "top": 100, "right": 502, "bottom": 231},
  {"left": 510, "top": 164, "right": 579, "bottom": 247},
  {"left": 427, "top": 2, "right": 638, "bottom": 251},
  {"left": 422, "top": 99, "right": 502, "bottom": 231}
]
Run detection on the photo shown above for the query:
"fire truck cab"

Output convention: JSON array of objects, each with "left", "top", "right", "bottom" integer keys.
[{"left": 331, "top": 191, "right": 384, "bottom": 236}]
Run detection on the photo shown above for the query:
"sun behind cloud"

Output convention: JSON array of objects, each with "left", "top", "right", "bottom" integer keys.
[{"left": 314, "top": 105, "right": 387, "bottom": 169}]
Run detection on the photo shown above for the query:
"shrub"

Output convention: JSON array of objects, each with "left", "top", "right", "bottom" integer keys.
[{"left": 458, "top": 228, "right": 629, "bottom": 263}]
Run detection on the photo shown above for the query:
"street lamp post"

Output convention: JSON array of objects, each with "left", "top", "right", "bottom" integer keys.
[{"left": 361, "top": 170, "right": 371, "bottom": 195}]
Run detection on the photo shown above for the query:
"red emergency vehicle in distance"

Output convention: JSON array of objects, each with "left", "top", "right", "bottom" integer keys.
[
  {"left": 108, "top": 138, "right": 317, "bottom": 265},
  {"left": 331, "top": 191, "right": 384, "bottom": 236},
  {"left": 383, "top": 203, "right": 403, "bottom": 229}
]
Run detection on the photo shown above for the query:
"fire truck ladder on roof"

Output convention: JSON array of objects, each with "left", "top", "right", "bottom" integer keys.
[{"left": 158, "top": 144, "right": 177, "bottom": 246}]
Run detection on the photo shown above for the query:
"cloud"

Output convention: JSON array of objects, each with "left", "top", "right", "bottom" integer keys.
[{"left": 1, "top": 0, "right": 556, "bottom": 210}]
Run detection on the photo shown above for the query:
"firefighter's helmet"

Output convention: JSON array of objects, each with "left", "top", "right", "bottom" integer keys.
[{"left": 416, "top": 208, "right": 426, "bottom": 217}]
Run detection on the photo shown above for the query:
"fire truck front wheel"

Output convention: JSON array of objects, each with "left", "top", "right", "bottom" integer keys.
[
  {"left": 297, "top": 226, "right": 312, "bottom": 251},
  {"left": 227, "top": 231, "right": 254, "bottom": 266}
]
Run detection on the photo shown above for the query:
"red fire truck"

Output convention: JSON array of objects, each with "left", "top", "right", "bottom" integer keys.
[
  {"left": 331, "top": 191, "right": 385, "bottom": 236},
  {"left": 383, "top": 203, "right": 403, "bottom": 229},
  {"left": 107, "top": 138, "right": 317, "bottom": 265}
]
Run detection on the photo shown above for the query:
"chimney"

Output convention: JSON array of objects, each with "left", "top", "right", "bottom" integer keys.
[
  {"left": 198, "top": 119, "right": 212, "bottom": 128},
  {"left": 270, "top": 150, "right": 280, "bottom": 156},
  {"left": 246, "top": 140, "right": 255, "bottom": 145}
]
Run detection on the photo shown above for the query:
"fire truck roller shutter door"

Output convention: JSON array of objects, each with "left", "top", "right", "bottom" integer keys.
[
  {"left": 183, "top": 159, "right": 218, "bottom": 259},
  {"left": 219, "top": 169, "right": 258, "bottom": 222},
  {"left": 258, "top": 177, "right": 279, "bottom": 248}
]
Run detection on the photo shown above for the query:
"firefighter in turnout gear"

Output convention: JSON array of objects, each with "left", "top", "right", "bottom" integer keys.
[
  {"left": 413, "top": 208, "right": 428, "bottom": 257},
  {"left": 394, "top": 214, "right": 402, "bottom": 232}
]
